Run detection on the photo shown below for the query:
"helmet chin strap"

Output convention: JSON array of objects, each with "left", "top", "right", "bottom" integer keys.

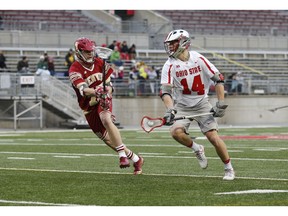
[{"left": 173, "top": 48, "right": 187, "bottom": 59}]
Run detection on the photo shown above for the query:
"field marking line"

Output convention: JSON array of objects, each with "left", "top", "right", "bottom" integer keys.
[
  {"left": 215, "top": 189, "right": 288, "bottom": 195},
  {"left": 7, "top": 157, "right": 35, "bottom": 160},
  {"left": 1, "top": 151, "right": 288, "bottom": 162},
  {"left": 0, "top": 199, "right": 79, "bottom": 206},
  {"left": 53, "top": 155, "right": 81, "bottom": 158},
  {"left": 0, "top": 167, "right": 287, "bottom": 182}
]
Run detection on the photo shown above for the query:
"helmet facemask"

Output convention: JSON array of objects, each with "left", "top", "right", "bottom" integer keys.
[
  {"left": 76, "top": 49, "right": 95, "bottom": 64},
  {"left": 164, "top": 30, "right": 191, "bottom": 58},
  {"left": 74, "top": 37, "right": 96, "bottom": 66}
]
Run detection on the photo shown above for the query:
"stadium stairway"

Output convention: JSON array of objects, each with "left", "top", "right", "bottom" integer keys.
[{"left": 0, "top": 73, "right": 124, "bottom": 129}]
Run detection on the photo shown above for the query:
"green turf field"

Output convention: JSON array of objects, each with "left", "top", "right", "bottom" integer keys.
[{"left": 0, "top": 126, "right": 287, "bottom": 207}]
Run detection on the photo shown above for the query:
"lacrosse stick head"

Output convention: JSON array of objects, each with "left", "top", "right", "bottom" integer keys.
[
  {"left": 95, "top": 46, "right": 113, "bottom": 59},
  {"left": 141, "top": 116, "right": 165, "bottom": 133}
]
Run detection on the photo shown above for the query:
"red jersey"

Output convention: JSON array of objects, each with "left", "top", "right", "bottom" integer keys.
[{"left": 69, "top": 58, "right": 113, "bottom": 112}]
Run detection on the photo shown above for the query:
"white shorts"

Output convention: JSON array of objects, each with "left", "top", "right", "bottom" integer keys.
[{"left": 173, "top": 97, "right": 218, "bottom": 134}]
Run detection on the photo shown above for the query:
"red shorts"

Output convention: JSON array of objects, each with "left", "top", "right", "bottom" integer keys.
[{"left": 84, "top": 103, "right": 113, "bottom": 140}]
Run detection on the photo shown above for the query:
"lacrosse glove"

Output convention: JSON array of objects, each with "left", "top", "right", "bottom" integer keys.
[
  {"left": 163, "top": 108, "right": 177, "bottom": 125},
  {"left": 99, "top": 93, "right": 112, "bottom": 110},
  {"left": 210, "top": 100, "right": 228, "bottom": 117},
  {"left": 95, "top": 86, "right": 112, "bottom": 110}
]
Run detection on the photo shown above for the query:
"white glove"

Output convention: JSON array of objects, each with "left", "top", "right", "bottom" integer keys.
[
  {"left": 211, "top": 101, "right": 228, "bottom": 117},
  {"left": 163, "top": 108, "right": 177, "bottom": 125}
]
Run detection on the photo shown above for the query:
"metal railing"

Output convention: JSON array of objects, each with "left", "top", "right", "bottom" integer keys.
[{"left": 0, "top": 73, "right": 84, "bottom": 121}]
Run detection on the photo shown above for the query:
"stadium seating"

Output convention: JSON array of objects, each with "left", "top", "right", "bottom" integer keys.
[
  {"left": 0, "top": 10, "right": 108, "bottom": 32},
  {"left": 155, "top": 10, "right": 288, "bottom": 36}
]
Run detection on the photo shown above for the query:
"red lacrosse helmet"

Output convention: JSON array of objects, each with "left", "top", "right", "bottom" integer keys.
[{"left": 74, "top": 37, "right": 96, "bottom": 65}]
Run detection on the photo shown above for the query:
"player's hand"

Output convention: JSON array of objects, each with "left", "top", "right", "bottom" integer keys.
[
  {"left": 94, "top": 86, "right": 112, "bottom": 110},
  {"left": 211, "top": 101, "right": 228, "bottom": 117},
  {"left": 99, "top": 93, "right": 112, "bottom": 110},
  {"left": 94, "top": 86, "right": 108, "bottom": 98},
  {"left": 163, "top": 108, "right": 177, "bottom": 125}
]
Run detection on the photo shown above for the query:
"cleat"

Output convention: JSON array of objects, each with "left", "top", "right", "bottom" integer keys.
[
  {"left": 119, "top": 157, "right": 130, "bottom": 169},
  {"left": 223, "top": 169, "right": 235, "bottom": 180},
  {"left": 133, "top": 156, "right": 144, "bottom": 175},
  {"left": 194, "top": 145, "right": 208, "bottom": 169}
]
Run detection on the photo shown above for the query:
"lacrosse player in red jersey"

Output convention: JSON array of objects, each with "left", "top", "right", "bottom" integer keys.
[
  {"left": 160, "top": 29, "right": 234, "bottom": 180},
  {"left": 69, "top": 37, "right": 143, "bottom": 175}
]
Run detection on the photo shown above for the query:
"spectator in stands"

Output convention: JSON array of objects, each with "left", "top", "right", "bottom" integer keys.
[
  {"left": 128, "top": 65, "right": 139, "bottom": 96},
  {"left": 147, "top": 65, "right": 158, "bottom": 94},
  {"left": 120, "top": 40, "right": 129, "bottom": 60},
  {"left": 0, "top": 51, "right": 8, "bottom": 72},
  {"left": 108, "top": 40, "right": 117, "bottom": 50},
  {"left": 109, "top": 46, "right": 123, "bottom": 67},
  {"left": 128, "top": 44, "right": 137, "bottom": 60},
  {"left": 229, "top": 72, "right": 243, "bottom": 94},
  {"left": 44, "top": 52, "right": 55, "bottom": 76},
  {"left": 137, "top": 61, "right": 148, "bottom": 95},
  {"left": 0, "top": 16, "right": 3, "bottom": 30},
  {"left": 116, "top": 66, "right": 125, "bottom": 82},
  {"left": 65, "top": 48, "right": 75, "bottom": 76},
  {"left": 35, "top": 55, "right": 50, "bottom": 78},
  {"left": 17, "top": 56, "right": 30, "bottom": 73},
  {"left": 111, "top": 65, "right": 125, "bottom": 84}
]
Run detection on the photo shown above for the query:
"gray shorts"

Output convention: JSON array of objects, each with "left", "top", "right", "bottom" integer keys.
[{"left": 173, "top": 97, "right": 218, "bottom": 134}]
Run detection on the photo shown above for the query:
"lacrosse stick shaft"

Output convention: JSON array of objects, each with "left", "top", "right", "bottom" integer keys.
[
  {"left": 102, "top": 59, "right": 106, "bottom": 92},
  {"left": 173, "top": 112, "right": 212, "bottom": 121},
  {"left": 269, "top": 105, "right": 288, "bottom": 112},
  {"left": 94, "top": 46, "right": 113, "bottom": 92}
]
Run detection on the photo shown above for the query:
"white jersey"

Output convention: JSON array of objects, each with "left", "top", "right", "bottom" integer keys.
[{"left": 161, "top": 51, "right": 220, "bottom": 107}]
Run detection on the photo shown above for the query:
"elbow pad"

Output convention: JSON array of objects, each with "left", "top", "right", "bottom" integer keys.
[
  {"left": 78, "top": 83, "right": 89, "bottom": 96},
  {"left": 160, "top": 85, "right": 173, "bottom": 99},
  {"left": 211, "top": 73, "right": 225, "bottom": 85}
]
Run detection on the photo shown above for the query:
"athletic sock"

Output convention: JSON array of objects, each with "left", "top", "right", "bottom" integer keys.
[
  {"left": 188, "top": 140, "right": 201, "bottom": 152},
  {"left": 127, "top": 150, "right": 140, "bottom": 162},
  {"left": 224, "top": 159, "right": 233, "bottom": 170},
  {"left": 115, "top": 144, "right": 127, "bottom": 158}
]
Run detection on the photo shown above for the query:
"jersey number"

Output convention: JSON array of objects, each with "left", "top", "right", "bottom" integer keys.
[{"left": 180, "top": 75, "right": 205, "bottom": 95}]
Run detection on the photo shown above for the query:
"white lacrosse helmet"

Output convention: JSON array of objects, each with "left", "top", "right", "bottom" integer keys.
[{"left": 164, "top": 29, "right": 191, "bottom": 58}]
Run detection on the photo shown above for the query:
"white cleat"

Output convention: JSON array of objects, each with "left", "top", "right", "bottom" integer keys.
[
  {"left": 223, "top": 169, "right": 235, "bottom": 180},
  {"left": 194, "top": 145, "right": 208, "bottom": 169}
]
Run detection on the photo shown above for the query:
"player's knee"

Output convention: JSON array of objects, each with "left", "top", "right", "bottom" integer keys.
[
  {"left": 170, "top": 126, "right": 184, "bottom": 139},
  {"left": 100, "top": 114, "right": 113, "bottom": 128}
]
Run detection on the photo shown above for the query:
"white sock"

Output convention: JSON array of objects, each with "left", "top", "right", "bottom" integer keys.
[
  {"left": 224, "top": 159, "right": 233, "bottom": 170},
  {"left": 189, "top": 141, "right": 201, "bottom": 152},
  {"left": 115, "top": 144, "right": 126, "bottom": 158},
  {"left": 127, "top": 150, "right": 140, "bottom": 162}
]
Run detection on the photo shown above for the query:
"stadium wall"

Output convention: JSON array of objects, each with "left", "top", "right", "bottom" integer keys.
[
  {"left": 113, "top": 96, "right": 288, "bottom": 128},
  {"left": 1, "top": 96, "right": 287, "bottom": 129},
  {"left": 1, "top": 30, "right": 288, "bottom": 50}
]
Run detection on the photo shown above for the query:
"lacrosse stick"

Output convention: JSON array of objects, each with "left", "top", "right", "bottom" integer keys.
[
  {"left": 268, "top": 105, "right": 288, "bottom": 112},
  {"left": 141, "top": 112, "right": 212, "bottom": 133},
  {"left": 94, "top": 46, "right": 113, "bottom": 91}
]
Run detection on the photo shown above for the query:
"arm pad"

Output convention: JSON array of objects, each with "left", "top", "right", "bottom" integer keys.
[{"left": 78, "top": 83, "right": 89, "bottom": 96}]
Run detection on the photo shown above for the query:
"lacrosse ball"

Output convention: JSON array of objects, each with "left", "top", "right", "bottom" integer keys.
[{"left": 148, "top": 121, "right": 154, "bottom": 127}]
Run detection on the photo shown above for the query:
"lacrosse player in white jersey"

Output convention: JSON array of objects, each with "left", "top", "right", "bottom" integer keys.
[{"left": 160, "top": 29, "right": 235, "bottom": 180}]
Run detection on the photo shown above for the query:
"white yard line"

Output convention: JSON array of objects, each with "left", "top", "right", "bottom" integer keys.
[
  {"left": 215, "top": 189, "right": 288, "bottom": 195},
  {"left": 0, "top": 199, "right": 79, "bottom": 206},
  {"left": 0, "top": 167, "right": 287, "bottom": 182},
  {"left": 0, "top": 151, "right": 288, "bottom": 162},
  {"left": 7, "top": 157, "right": 35, "bottom": 160}
]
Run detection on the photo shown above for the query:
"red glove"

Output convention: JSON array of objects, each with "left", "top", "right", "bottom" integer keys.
[
  {"left": 95, "top": 86, "right": 112, "bottom": 110},
  {"left": 100, "top": 93, "right": 112, "bottom": 110}
]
